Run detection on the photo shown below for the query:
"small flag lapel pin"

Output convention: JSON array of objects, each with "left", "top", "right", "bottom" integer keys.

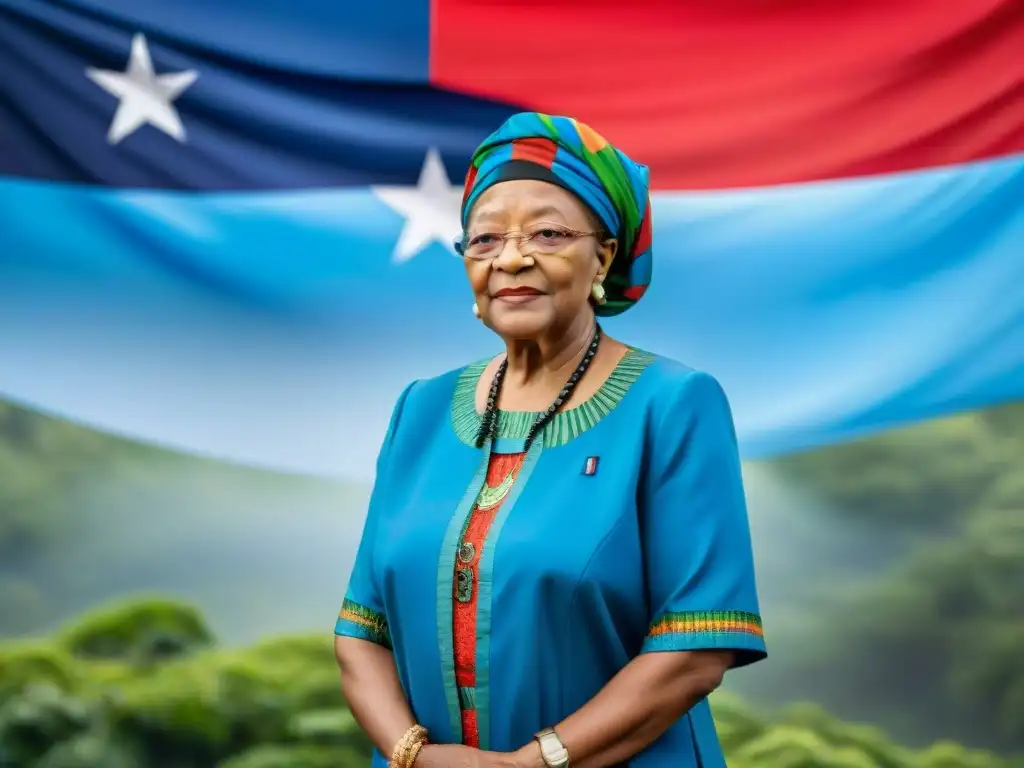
[{"left": 583, "top": 456, "right": 599, "bottom": 476}]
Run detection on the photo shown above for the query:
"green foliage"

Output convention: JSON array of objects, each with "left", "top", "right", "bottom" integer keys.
[
  {"left": 0, "top": 599, "right": 360, "bottom": 767},
  {"left": 707, "top": 696, "right": 1014, "bottom": 768},
  {"left": 0, "top": 600, "right": 1018, "bottom": 768},
  {"left": 217, "top": 744, "right": 363, "bottom": 768},
  {"left": 0, "top": 644, "right": 80, "bottom": 700},
  {"left": 0, "top": 685, "right": 96, "bottom": 766},
  {"left": 57, "top": 597, "right": 214, "bottom": 662},
  {"left": 773, "top": 405, "right": 1021, "bottom": 531},
  {"left": 765, "top": 402, "right": 1024, "bottom": 750}
]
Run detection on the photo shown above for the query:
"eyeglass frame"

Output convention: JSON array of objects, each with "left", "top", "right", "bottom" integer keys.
[{"left": 453, "top": 225, "right": 608, "bottom": 260}]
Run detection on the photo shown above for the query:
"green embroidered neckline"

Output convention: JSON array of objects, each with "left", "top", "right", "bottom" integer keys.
[{"left": 450, "top": 347, "right": 656, "bottom": 448}]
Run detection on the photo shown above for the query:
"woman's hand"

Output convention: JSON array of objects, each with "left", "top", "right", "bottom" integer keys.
[{"left": 416, "top": 744, "right": 521, "bottom": 768}]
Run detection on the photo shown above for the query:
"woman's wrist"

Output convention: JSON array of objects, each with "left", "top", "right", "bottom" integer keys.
[
  {"left": 390, "top": 724, "right": 429, "bottom": 768},
  {"left": 411, "top": 744, "right": 438, "bottom": 768},
  {"left": 510, "top": 740, "right": 547, "bottom": 768}
]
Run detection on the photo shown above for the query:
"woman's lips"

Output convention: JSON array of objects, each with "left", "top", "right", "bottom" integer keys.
[{"left": 493, "top": 287, "right": 544, "bottom": 304}]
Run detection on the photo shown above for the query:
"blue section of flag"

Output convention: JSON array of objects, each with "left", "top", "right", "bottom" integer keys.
[
  {"left": 0, "top": 0, "right": 515, "bottom": 189},
  {"left": 2, "top": 154, "right": 1021, "bottom": 479},
  {"left": 4, "top": 0, "right": 432, "bottom": 81}
]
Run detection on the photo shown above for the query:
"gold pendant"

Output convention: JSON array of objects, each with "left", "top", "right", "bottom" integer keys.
[{"left": 475, "top": 470, "right": 515, "bottom": 510}]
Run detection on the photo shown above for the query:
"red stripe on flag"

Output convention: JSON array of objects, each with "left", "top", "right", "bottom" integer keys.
[
  {"left": 511, "top": 137, "right": 559, "bottom": 168},
  {"left": 430, "top": 0, "right": 1024, "bottom": 190}
]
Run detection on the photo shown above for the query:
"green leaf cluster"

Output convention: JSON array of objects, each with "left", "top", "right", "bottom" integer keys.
[
  {"left": 1, "top": 598, "right": 1019, "bottom": 768},
  {"left": 0, "top": 598, "right": 370, "bottom": 767}
]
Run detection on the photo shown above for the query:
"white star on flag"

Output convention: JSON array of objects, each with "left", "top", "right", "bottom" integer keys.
[
  {"left": 372, "top": 148, "right": 464, "bottom": 263},
  {"left": 86, "top": 33, "right": 198, "bottom": 145}
]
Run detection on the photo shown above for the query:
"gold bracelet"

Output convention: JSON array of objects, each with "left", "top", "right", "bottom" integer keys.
[
  {"left": 391, "top": 732, "right": 412, "bottom": 768},
  {"left": 391, "top": 726, "right": 422, "bottom": 768},
  {"left": 398, "top": 733, "right": 420, "bottom": 768},
  {"left": 407, "top": 739, "right": 426, "bottom": 768},
  {"left": 399, "top": 727, "right": 428, "bottom": 768},
  {"left": 390, "top": 725, "right": 428, "bottom": 768}
]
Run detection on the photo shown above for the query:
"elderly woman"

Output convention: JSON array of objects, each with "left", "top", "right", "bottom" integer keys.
[{"left": 334, "top": 113, "right": 765, "bottom": 768}]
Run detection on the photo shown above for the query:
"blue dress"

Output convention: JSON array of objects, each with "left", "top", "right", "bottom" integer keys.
[{"left": 335, "top": 348, "right": 766, "bottom": 768}]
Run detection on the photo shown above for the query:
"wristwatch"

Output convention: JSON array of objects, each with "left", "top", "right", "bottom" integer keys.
[{"left": 534, "top": 727, "right": 570, "bottom": 768}]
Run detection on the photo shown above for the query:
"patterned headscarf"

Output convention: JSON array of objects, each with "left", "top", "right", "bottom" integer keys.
[{"left": 461, "top": 112, "right": 652, "bottom": 316}]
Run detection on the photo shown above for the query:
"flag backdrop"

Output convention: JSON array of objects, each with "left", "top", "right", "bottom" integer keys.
[{"left": 1, "top": 0, "right": 1022, "bottom": 479}]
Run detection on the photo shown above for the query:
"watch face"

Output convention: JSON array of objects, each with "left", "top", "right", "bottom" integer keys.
[{"left": 537, "top": 732, "right": 568, "bottom": 767}]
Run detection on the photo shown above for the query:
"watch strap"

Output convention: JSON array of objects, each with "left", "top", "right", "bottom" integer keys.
[{"left": 534, "top": 727, "right": 570, "bottom": 768}]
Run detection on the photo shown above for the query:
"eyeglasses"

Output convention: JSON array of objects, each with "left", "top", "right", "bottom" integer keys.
[{"left": 454, "top": 225, "right": 603, "bottom": 261}]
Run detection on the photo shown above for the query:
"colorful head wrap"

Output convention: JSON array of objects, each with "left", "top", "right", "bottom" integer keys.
[{"left": 461, "top": 112, "right": 652, "bottom": 316}]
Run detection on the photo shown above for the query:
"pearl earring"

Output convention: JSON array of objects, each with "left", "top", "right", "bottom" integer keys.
[
  {"left": 472, "top": 302, "right": 481, "bottom": 318},
  {"left": 591, "top": 282, "right": 607, "bottom": 304}
]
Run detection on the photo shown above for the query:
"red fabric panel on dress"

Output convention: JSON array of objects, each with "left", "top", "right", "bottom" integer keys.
[
  {"left": 453, "top": 451, "right": 527, "bottom": 747},
  {"left": 461, "top": 710, "right": 479, "bottom": 748}
]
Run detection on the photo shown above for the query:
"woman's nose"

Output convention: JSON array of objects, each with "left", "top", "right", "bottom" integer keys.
[{"left": 492, "top": 237, "right": 531, "bottom": 273}]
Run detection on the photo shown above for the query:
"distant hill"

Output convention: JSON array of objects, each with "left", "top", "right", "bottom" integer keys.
[{"left": 0, "top": 399, "right": 370, "bottom": 643}]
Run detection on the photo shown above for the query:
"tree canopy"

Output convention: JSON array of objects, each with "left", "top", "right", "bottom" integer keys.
[
  {"left": 2, "top": 598, "right": 1018, "bottom": 768},
  {"left": 761, "top": 402, "right": 1024, "bottom": 751}
]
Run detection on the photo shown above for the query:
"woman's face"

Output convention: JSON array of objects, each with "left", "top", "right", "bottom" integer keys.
[{"left": 463, "top": 179, "right": 618, "bottom": 340}]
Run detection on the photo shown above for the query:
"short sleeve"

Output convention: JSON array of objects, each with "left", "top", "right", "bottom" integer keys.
[
  {"left": 639, "top": 370, "right": 766, "bottom": 668},
  {"left": 334, "top": 381, "right": 417, "bottom": 649}
]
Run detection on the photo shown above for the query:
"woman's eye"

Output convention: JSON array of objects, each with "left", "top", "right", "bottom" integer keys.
[
  {"left": 536, "top": 229, "right": 567, "bottom": 241},
  {"left": 470, "top": 234, "right": 497, "bottom": 246}
]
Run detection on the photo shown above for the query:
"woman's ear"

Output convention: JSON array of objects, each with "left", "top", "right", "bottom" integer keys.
[{"left": 596, "top": 238, "right": 618, "bottom": 281}]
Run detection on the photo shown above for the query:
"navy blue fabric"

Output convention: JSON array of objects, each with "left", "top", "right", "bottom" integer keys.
[
  {"left": 0, "top": 0, "right": 519, "bottom": 188},
  {"left": 6, "top": 0, "right": 432, "bottom": 80}
]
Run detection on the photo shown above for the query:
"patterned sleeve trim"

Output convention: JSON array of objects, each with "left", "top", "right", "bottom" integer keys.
[
  {"left": 334, "top": 599, "right": 392, "bottom": 649},
  {"left": 642, "top": 610, "right": 766, "bottom": 657}
]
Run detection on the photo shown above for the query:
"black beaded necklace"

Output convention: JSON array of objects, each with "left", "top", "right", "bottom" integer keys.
[{"left": 473, "top": 324, "right": 603, "bottom": 450}]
